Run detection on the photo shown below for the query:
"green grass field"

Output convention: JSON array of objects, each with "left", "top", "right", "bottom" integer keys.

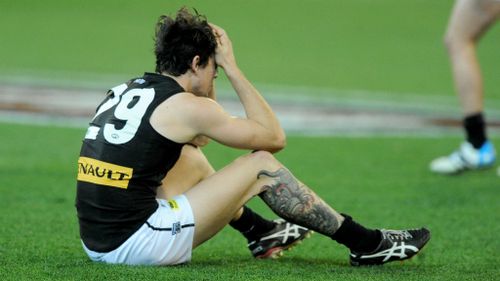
[
  {"left": 1, "top": 0, "right": 500, "bottom": 280},
  {"left": 1, "top": 0, "right": 499, "bottom": 101},
  {"left": 0, "top": 123, "right": 498, "bottom": 280}
]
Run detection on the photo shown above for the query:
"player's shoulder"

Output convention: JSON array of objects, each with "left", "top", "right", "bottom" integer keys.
[
  {"left": 156, "top": 92, "right": 222, "bottom": 128},
  {"left": 165, "top": 92, "right": 218, "bottom": 110}
]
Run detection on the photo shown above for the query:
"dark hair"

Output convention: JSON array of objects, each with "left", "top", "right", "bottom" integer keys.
[{"left": 154, "top": 7, "right": 217, "bottom": 76}]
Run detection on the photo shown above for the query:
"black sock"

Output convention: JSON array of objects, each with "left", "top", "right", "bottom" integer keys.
[
  {"left": 464, "top": 113, "right": 487, "bottom": 149},
  {"left": 229, "top": 206, "right": 275, "bottom": 242},
  {"left": 331, "top": 213, "right": 381, "bottom": 253}
]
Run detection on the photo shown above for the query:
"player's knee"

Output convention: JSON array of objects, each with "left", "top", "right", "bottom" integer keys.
[
  {"left": 444, "top": 30, "right": 474, "bottom": 55},
  {"left": 251, "top": 150, "right": 274, "bottom": 159},
  {"left": 244, "top": 150, "right": 280, "bottom": 169}
]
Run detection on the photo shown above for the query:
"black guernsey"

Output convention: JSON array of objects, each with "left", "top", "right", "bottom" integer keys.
[{"left": 76, "top": 73, "right": 185, "bottom": 252}]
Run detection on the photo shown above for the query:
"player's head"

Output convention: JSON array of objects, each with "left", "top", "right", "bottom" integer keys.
[{"left": 154, "top": 7, "right": 217, "bottom": 77}]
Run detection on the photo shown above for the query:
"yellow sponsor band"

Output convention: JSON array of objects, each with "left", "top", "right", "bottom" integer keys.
[{"left": 77, "top": 157, "right": 133, "bottom": 189}]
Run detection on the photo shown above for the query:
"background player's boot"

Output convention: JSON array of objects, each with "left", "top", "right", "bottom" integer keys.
[
  {"left": 248, "top": 219, "right": 312, "bottom": 259},
  {"left": 350, "top": 228, "right": 430, "bottom": 266},
  {"left": 430, "top": 141, "right": 496, "bottom": 174}
]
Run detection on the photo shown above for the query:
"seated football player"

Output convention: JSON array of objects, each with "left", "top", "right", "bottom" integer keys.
[{"left": 76, "top": 7, "right": 431, "bottom": 266}]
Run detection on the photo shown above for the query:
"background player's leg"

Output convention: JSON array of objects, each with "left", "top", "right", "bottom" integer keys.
[
  {"left": 430, "top": 0, "right": 500, "bottom": 175},
  {"left": 444, "top": 0, "right": 500, "bottom": 115}
]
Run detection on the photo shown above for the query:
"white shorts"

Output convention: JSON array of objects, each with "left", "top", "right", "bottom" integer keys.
[{"left": 82, "top": 195, "right": 196, "bottom": 266}]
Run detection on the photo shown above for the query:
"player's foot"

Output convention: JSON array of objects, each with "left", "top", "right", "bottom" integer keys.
[
  {"left": 429, "top": 141, "right": 496, "bottom": 174},
  {"left": 350, "top": 228, "right": 430, "bottom": 266},
  {"left": 248, "top": 219, "right": 312, "bottom": 259}
]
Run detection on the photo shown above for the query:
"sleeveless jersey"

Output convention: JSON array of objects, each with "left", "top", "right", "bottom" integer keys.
[{"left": 76, "top": 73, "right": 185, "bottom": 252}]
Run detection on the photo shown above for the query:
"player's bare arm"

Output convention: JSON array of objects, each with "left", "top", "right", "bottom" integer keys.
[
  {"left": 188, "top": 83, "right": 216, "bottom": 147},
  {"left": 210, "top": 24, "right": 286, "bottom": 151},
  {"left": 151, "top": 93, "right": 285, "bottom": 152}
]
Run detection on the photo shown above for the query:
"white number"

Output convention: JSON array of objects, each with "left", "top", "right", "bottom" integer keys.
[
  {"left": 92, "top": 84, "right": 155, "bottom": 144},
  {"left": 93, "top": 84, "right": 128, "bottom": 119}
]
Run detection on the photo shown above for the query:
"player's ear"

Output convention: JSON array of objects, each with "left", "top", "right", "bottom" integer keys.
[{"left": 190, "top": 56, "right": 201, "bottom": 73}]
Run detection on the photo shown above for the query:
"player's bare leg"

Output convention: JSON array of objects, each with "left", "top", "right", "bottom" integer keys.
[
  {"left": 185, "top": 151, "right": 430, "bottom": 265},
  {"left": 160, "top": 146, "right": 339, "bottom": 238},
  {"left": 158, "top": 145, "right": 311, "bottom": 258},
  {"left": 430, "top": 0, "right": 499, "bottom": 175},
  {"left": 157, "top": 145, "right": 215, "bottom": 200},
  {"left": 184, "top": 151, "right": 315, "bottom": 247},
  {"left": 444, "top": 0, "right": 500, "bottom": 116}
]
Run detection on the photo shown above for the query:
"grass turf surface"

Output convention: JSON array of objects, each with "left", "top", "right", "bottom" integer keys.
[
  {"left": 0, "top": 122, "right": 498, "bottom": 280},
  {"left": 1, "top": 0, "right": 499, "bottom": 101},
  {"left": 1, "top": 0, "right": 499, "bottom": 279}
]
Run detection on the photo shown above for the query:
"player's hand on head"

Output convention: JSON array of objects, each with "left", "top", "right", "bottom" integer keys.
[{"left": 209, "top": 23, "right": 236, "bottom": 69}]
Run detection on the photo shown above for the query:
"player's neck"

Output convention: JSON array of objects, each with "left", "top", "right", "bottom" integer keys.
[{"left": 161, "top": 71, "right": 192, "bottom": 93}]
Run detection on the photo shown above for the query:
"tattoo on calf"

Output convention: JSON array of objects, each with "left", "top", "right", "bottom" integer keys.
[{"left": 258, "top": 168, "right": 340, "bottom": 236}]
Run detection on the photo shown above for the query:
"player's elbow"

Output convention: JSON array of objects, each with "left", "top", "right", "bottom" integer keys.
[
  {"left": 244, "top": 127, "right": 287, "bottom": 153},
  {"left": 268, "top": 132, "right": 287, "bottom": 153}
]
